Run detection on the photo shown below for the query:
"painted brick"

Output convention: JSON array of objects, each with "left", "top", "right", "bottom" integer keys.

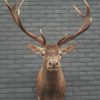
[{"left": 0, "top": 0, "right": 100, "bottom": 100}]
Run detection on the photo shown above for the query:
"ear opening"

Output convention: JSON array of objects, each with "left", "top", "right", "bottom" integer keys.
[
  {"left": 61, "top": 44, "right": 76, "bottom": 54},
  {"left": 27, "top": 44, "right": 43, "bottom": 54}
]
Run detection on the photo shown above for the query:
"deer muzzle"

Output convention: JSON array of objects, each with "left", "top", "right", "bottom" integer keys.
[{"left": 47, "top": 60, "right": 59, "bottom": 71}]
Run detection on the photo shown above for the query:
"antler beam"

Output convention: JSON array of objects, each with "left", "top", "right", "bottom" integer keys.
[
  {"left": 57, "top": 0, "right": 92, "bottom": 46},
  {"left": 4, "top": 0, "right": 46, "bottom": 46}
]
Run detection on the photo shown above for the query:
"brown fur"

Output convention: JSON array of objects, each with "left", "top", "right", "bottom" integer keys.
[
  {"left": 35, "top": 45, "right": 66, "bottom": 100},
  {"left": 27, "top": 44, "right": 76, "bottom": 100},
  {"left": 36, "top": 65, "right": 66, "bottom": 100}
]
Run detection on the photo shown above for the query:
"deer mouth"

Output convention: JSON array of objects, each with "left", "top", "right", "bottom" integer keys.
[{"left": 47, "top": 68, "right": 58, "bottom": 72}]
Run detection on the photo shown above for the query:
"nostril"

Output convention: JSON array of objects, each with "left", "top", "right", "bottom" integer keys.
[
  {"left": 56, "top": 62, "right": 58, "bottom": 65},
  {"left": 49, "top": 62, "right": 52, "bottom": 65}
]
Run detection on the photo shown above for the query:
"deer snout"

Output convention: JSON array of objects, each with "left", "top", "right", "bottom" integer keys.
[{"left": 49, "top": 61, "right": 59, "bottom": 68}]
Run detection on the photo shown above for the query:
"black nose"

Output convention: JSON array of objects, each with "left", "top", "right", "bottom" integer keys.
[{"left": 49, "top": 61, "right": 58, "bottom": 68}]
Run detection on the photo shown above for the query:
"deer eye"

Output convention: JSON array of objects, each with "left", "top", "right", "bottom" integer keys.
[
  {"left": 41, "top": 52, "right": 45, "bottom": 56},
  {"left": 59, "top": 52, "right": 62, "bottom": 56}
]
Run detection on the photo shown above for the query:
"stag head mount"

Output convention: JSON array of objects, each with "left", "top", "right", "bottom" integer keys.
[{"left": 4, "top": 0, "right": 92, "bottom": 72}]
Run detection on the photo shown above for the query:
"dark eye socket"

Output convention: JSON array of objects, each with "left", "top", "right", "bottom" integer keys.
[
  {"left": 41, "top": 52, "right": 45, "bottom": 56},
  {"left": 59, "top": 52, "right": 62, "bottom": 56}
]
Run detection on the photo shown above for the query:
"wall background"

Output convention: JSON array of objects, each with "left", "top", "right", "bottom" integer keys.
[{"left": 0, "top": 0, "right": 100, "bottom": 100}]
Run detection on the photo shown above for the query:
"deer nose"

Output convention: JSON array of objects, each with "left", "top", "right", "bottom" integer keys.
[{"left": 49, "top": 61, "right": 59, "bottom": 68}]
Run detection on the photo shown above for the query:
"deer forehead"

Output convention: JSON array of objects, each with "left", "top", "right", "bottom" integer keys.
[{"left": 44, "top": 45, "right": 60, "bottom": 55}]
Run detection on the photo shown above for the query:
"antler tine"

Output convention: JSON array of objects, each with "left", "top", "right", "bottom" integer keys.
[
  {"left": 73, "top": 4, "right": 84, "bottom": 17},
  {"left": 17, "top": 0, "right": 24, "bottom": 15},
  {"left": 4, "top": 0, "right": 46, "bottom": 46},
  {"left": 40, "top": 29, "right": 46, "bottom": 45},
  {"left": 57, "top": 0, "right": 92, "bottom": 46}
]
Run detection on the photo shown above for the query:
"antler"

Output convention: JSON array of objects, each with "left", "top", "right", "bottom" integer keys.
[
  {"left": 4, "top": 0, "right": 46, "bottom": 46},
  {"left": 57, "top": 0, "right": 92, "bottom": 46}
]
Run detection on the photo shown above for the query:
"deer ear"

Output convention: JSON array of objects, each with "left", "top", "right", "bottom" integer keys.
[
  {"left": 61, "top": 44, "right": 76, "bottom": 54},
  {"left": 27, "top": 44, "right": 43, "bottom": 54}
]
